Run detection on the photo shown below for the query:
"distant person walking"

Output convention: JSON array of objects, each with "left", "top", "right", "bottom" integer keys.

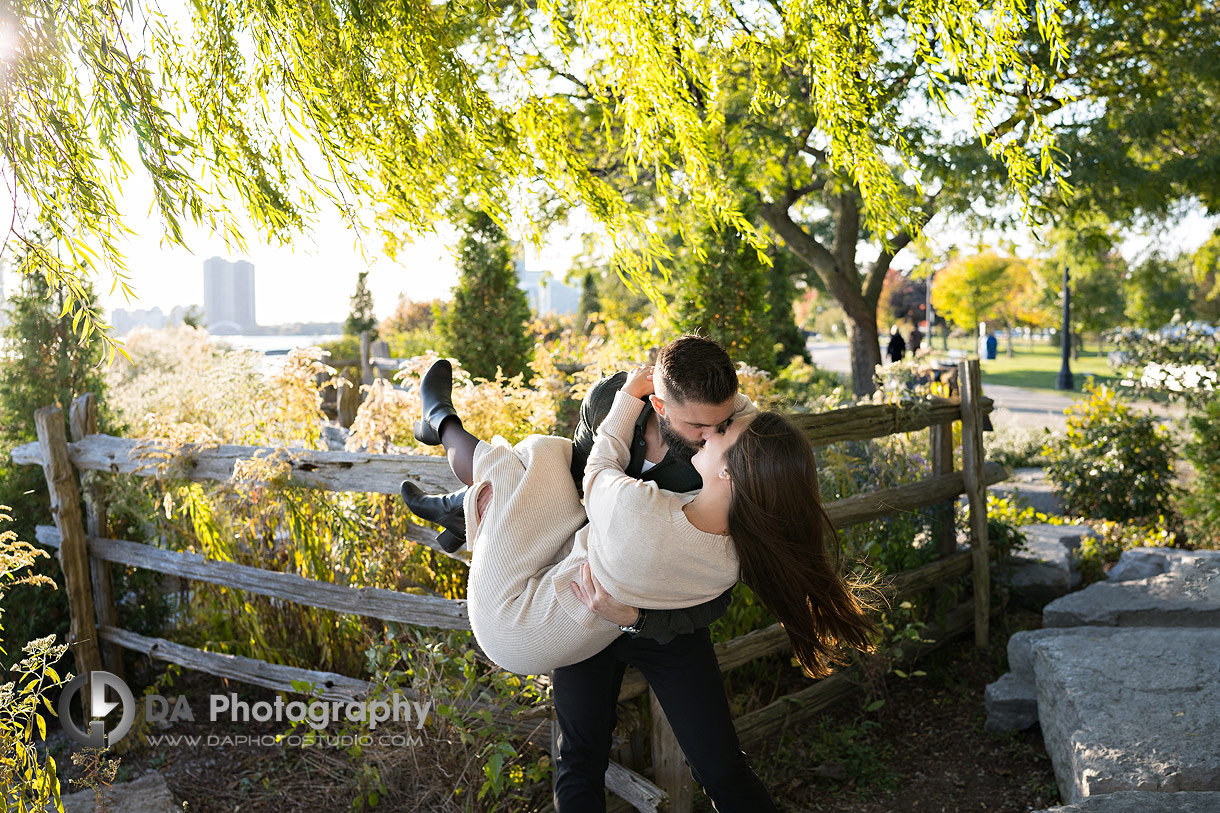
[
  {"left": 908, "top": 325, "right": 923, "bottom": 355},
  {"left": 887, "top": 325, "right": 907, "bottom": 363}
]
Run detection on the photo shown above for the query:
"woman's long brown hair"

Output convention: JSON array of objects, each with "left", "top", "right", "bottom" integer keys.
[{"left": 726, "top": 411, "right": 879, "bottom": 677}]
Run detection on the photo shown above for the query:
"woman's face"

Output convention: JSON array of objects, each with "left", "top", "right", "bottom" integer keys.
[{"left": 691, "top": 413, "right": 755, "bottom": 485}]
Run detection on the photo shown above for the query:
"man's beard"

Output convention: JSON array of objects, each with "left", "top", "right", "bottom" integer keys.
[{"left": 657, "top": 414, "right": 701, "bottom": 464}]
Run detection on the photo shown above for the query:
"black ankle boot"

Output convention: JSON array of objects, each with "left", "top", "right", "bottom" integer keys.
[
  {"left": 413, "top": 359, "right": 460, "bottom": 446},
  {"left": 401, "top": 481, "right": 468, "bottom": 553}
]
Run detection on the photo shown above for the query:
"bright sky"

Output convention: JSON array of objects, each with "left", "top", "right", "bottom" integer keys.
[{"left": 0, "top": 167, "right": 588, "bottom": 326}]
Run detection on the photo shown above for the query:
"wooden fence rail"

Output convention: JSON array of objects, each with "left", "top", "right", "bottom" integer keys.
[{"left": 14, "top": 361, "right": 1002, "bottom": 813}]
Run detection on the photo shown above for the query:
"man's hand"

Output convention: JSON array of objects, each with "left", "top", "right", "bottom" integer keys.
[
  {"left": 570, "top": 562, "right": 640, "bottom": 627},
  {"left": 622, "top": 365, "right": 655, "bottom": 399}
]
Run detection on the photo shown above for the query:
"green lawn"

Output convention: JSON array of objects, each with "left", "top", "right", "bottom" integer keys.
[{"left": 929, "top": 338, "right": 1119, "bottom": 396}]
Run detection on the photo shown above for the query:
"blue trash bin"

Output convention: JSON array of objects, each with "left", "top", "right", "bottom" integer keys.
[{"left": 984, "top": 334, "right": 998, "bottom": 360}]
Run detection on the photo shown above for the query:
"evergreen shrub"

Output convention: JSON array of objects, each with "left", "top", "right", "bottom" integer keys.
[{"left": 1044, "top": 383, "right": 1177, "bottom": 523}]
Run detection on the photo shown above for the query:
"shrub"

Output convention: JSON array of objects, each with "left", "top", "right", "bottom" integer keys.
[
  {"left": 436, "top": 210, "right": 533, "bottom": 380},
  {"left": 1182, "top": 396, "right": 1220, "bottom": 546},
  {"left": 0, "top": 509, "right": 69, "bottom": 809},
  {"left": 1074, "top": 517, "right": 1180, "bottom": 584},
  {"left": 986, "top": 421, "right": 1059, "bottom": 469},
  {"left": 773, "top": 355, "right": 846, "bottom": 411},
  {"left": 1043, "top": 383, "right": 1178, "bottom": 523},
  {"left": 1106, "top": 319, "right": 1219, "bottom": 546}
]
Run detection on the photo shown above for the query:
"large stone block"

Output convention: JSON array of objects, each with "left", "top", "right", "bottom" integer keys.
[
  {"left": 1005, "top": 524, "right": 1096, "bottom": 602},
  {"left": 1044, "top": 554, "right": 1220, "bottom": 629},
  {"left": 1031, "top": 627, "right": 1220, "bottom": 804},
  {"left": 984, "top": 670, "right": 1039, "bottom": 732},
  {"left": 1107, "top": 547, "right": 1220, "bottom": 583},
  {"left": 1033, "top": 790, "right": 1220, "bottom": 812}
]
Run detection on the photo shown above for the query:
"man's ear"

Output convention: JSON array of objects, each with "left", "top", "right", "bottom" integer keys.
[{"left": 648, "top": 394, "right": 664, "bottom": 416}]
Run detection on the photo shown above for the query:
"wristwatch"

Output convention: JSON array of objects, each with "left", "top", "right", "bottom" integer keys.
[{"left": 619, "top": 608, "right": 647, "bottom": 636}]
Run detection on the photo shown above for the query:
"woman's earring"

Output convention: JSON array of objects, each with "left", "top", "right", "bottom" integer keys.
[{"left": 719, "top": 467, "right": 730, "bottom": 480}]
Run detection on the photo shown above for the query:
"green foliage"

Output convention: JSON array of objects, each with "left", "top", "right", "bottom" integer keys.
[
  {"left": 1190, "top": 230, "right": 1220, "bottom": 323},
  {"left": 350, "top": 626, "right": 551, "bottom": 810},
  {"left": 1074, "top": 517, "right": 1181, "bottom": 585},
  {"left": 381, "top": 296, "right": 445, "bottom": 335},
  {"left": 772, "top": 356, "right": 847, "bottom": 412},
  {"left": 770, "top": 716, "right": 900, "bottom": 799},
  {"left": 818, "top": 432, "right": 942, "bottom": 577},
  {"left": 1054, "top": 224, "right": 1128, "bottom": 344},
  {"left": 437, "top": 211, "right": 532, "bottom": 381},
  {"left": 1043, "top": 0, "right": 1220, "bottom": 221},
  {"left": 1182, "top": 396, "right": 1220, "bottom": 546},
  {"left": 986, "top": 425, "right": 1059, "bottom": 470},
  {"left": 1109, "top": 320, "right": 1219, "bottom": 410},
  {"left": 1044, "top": 383, "right": 1178, "bottom": 523},
  {"left": 1124, "top": 253, "right": 1196, "bottom": 329},
  {"left": 0, "top": 268, "right": 113, "bottom": 665},
  {"left": 981, "top": 498, "right": 1031, "bottom": 564},
  {"left": 344, "top": 271, "right": 378, "bottom": 338},
  {"left": 674, "top": 225, "right": 774, "bottom": 370},
  {"left": 576, "top": 271, "right": 601, "bottom": 333},
  {"left": 0, "top": 509, "right": 69, "bottom": 810},
  {"left": 930, "top": 253, "right": 1020, "bottom": 336},
  {"left": 16, "top": 0, "right": 1078, "bottom": 405},
  {"left": 319, "top": 335, "right": 364, "bottom": 365},
  {"left": 764, "top": 251, "right": 810, "bottom": 368},
  {"left": 384, "top": 329, "right": 444, "bottom": 361}
]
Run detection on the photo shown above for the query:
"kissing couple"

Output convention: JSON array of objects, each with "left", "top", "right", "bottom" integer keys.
[{"left": 402, "top": 335, "right": 877, "bottom": 811}]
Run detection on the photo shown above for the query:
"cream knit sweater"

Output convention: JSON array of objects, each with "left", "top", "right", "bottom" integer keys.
[{"left": 462, "top": 391, "right": 743, "bottom": 675}]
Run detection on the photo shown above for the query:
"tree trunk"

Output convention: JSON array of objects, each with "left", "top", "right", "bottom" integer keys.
[
  {"left": 844, "top": 303, "right": 883, "bottom": 396},
  {"left": 1006, "top": 321, "right": 1015, "bottom": 357}
]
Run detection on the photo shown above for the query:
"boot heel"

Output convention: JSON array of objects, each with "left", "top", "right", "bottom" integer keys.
[
  {"left": 436, "top": 529, "right": 465, "bottom": 553},
  {"left": 414, "top": 419, "right": 441, "bottom": 446}
]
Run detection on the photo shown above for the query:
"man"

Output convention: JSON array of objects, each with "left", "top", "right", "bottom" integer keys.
[
  {"left": 555, "top": 335, "right": 775, "bottom": 811},
  {"left": 402, "top": 335, "right": 775, "bottom": 810}
]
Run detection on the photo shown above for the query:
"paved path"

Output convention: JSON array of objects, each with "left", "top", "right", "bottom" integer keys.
[{"left": 806, "top": 341, "right": 1181, "bottom": 431}]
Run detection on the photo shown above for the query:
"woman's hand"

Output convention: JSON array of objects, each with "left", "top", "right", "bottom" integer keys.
[
  {"left": 622, "top": 365, "right": 655, "bottom": 399},
  {"left": 570, "top": 562, "right": 640, "bottom": 627}
]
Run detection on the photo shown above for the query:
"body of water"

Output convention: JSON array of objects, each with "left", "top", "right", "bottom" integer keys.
[{"left": 208, "top": 334, "right": 344, "bottom": 355}]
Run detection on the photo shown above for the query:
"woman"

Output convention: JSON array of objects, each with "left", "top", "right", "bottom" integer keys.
[{"left": 405, "top": 358, "right": 878, "bottom": 678}]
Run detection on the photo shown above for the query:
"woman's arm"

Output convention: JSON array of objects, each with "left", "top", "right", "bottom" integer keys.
[
  {"left": 580, "top": 367, "right": 656, "bottom": 523},
  {"left": 570, "top": 564, "right": 735, "bottom": 642}
]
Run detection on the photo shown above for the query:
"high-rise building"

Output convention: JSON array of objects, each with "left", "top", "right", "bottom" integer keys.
[
  {"left": 513, "top": 246, "right": 580, "bottom": 317},
  {"left": 203, "top": 257, "right": 257, "bottom": 333}
]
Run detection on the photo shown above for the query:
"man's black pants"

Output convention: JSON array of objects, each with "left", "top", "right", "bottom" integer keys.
[{"left": 551, "top": 628, "right": 777, "bottom": 812}]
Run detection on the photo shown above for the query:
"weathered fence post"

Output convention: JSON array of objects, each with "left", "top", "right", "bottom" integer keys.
[
  {"left": 929, "top": 420, "right": 957, "bottom": 558},
  {"left": 35, "top": 406, "right": 104, "bottom": 705},
  {"left": 650, "top": 689, "right": 694, "bottom": 813},
  {"left": 957, "top": 360, "right": 990, "bottom": 647},
  {"left": 370, "top": 339, "right": 390, "bottom": 381},
  {"left": 70, "top": 394, "right": 125, "bottom": 683},
  {"left": 360, "top": 330, "right": 373, "bottom": 387}
]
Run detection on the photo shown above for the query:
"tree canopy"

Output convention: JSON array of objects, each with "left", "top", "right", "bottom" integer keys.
[
  {"left": 931, "top": 253, "right": 1017, "bottom": 337},
  {"left": 4, "top": 0, "right": 1071, "bottom": 366}
]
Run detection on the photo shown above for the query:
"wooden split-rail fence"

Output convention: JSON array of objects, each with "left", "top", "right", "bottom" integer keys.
[{"left": 13, "top": 360, "right": 1004, "bottom": 812}]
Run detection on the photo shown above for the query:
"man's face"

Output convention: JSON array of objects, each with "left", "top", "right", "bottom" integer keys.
[{"left": 650, "top": 378, "right": 737, "bottom": 463}]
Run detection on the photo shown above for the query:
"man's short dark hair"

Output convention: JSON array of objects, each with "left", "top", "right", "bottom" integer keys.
[{"left": 655, "top": 335, "right": 738, "bottom": 405}]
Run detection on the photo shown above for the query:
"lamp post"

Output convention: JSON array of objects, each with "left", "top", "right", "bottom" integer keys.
[{"left": 1056, "top": 261, "right": 1074, "bottom": 391}]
